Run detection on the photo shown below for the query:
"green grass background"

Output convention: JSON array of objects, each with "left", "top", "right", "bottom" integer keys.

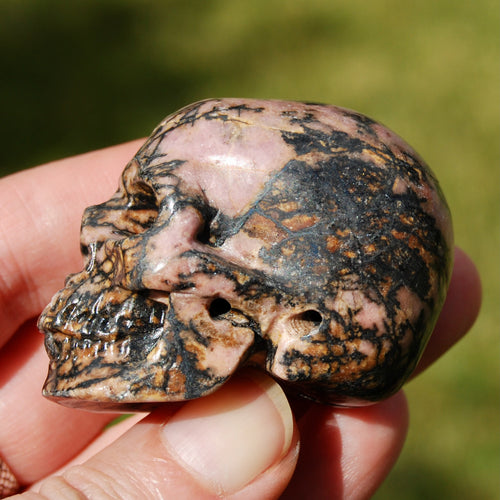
[{"left": 1, "top": 1, "right": 498, "bottom": 497}]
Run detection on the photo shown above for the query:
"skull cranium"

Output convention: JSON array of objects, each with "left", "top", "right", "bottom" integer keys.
[{"left": 38, "top": 98, "right": 453, "bottom": 410}]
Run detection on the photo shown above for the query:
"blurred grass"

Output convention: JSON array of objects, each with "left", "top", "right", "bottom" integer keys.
[{"left": 1, "top": 0, "right": 498, "bottom": 497}]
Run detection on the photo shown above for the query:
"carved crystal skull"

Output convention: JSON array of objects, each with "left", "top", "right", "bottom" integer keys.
[{"left": 38, "top": 98, "right": 453, "bottom": 410}]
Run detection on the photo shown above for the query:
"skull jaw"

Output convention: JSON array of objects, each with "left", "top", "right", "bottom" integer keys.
[
  {"left": 42, "top": 363, "right": 201, "bottom": 412},
  {"left": 40, "top": 283, "right": 259, "bottom": 411},
  {"left": 41, "top": 335, "right": 192, "bottom": 412},
  {"left": 41, "top": 331, "right": 254, "bottom": 411}
]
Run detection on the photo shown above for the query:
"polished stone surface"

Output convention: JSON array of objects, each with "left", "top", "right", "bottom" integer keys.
[{"left": 39, "top": 99, "right": 453, "bottom": 409}]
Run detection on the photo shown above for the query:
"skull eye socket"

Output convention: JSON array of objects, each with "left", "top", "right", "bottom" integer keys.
[
  {"left": 80, "top": 178, "right": 159, "bottom": 252},
  {"left": 117, "top": 180, "right": 159, "bottom": 235},
  {"left": 127, "top": 181, "right": 157, "bottom": 209},
  {"left": 291, "top": 309, "right": 323, "bottom": 336},
  {"left": 209, "top": 298, "right": 232, "bottom": 319}
]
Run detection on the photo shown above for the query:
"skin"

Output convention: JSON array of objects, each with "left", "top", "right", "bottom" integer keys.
[{"left": 0, "top": 141, "right": 481, "bottom": 499}]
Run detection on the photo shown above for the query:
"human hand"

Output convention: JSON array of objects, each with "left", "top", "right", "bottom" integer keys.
[{"left": 0, "top": 142, "right": 481, "bottom": 499}]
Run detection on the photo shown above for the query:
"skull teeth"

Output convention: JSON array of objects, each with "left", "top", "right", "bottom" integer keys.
[
  {"left": 46, "top": 333, "right": 132, "bottom": 364},
  {"left": 40, "top": 284, "right": 168, "bottom": 342}
]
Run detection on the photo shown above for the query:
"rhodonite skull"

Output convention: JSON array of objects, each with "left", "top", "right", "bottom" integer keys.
[{"left": 38, "top": 98, "right": 453, "bottom": 410}]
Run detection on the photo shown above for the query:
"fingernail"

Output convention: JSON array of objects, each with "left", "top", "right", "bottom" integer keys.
[{"left": 161, "top": 371, "right": 294, "bottom": 495}]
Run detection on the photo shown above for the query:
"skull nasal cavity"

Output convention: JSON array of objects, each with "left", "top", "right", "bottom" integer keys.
[{"left": 209, "top": 298, "right": 232, "bottom": 319}]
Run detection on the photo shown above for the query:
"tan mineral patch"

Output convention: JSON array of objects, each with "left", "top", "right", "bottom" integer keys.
[
  {"left": 244, "top": 213, "right": 288, "bottom": 243},
  {"left": 326, "top": 235, "right": 341, "bottom": 253},
  {"left": 282, "top": 214, "right": 319, "bottom": 231}
]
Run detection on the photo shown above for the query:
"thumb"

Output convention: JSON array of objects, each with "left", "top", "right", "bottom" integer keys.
[{"left": 24, "top": 371, "right": 298, "bottom": 499}]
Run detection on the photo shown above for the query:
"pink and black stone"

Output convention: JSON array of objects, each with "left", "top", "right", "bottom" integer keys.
[{"left": 38, "top": 99, "right": 453, "bottom": 410}]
